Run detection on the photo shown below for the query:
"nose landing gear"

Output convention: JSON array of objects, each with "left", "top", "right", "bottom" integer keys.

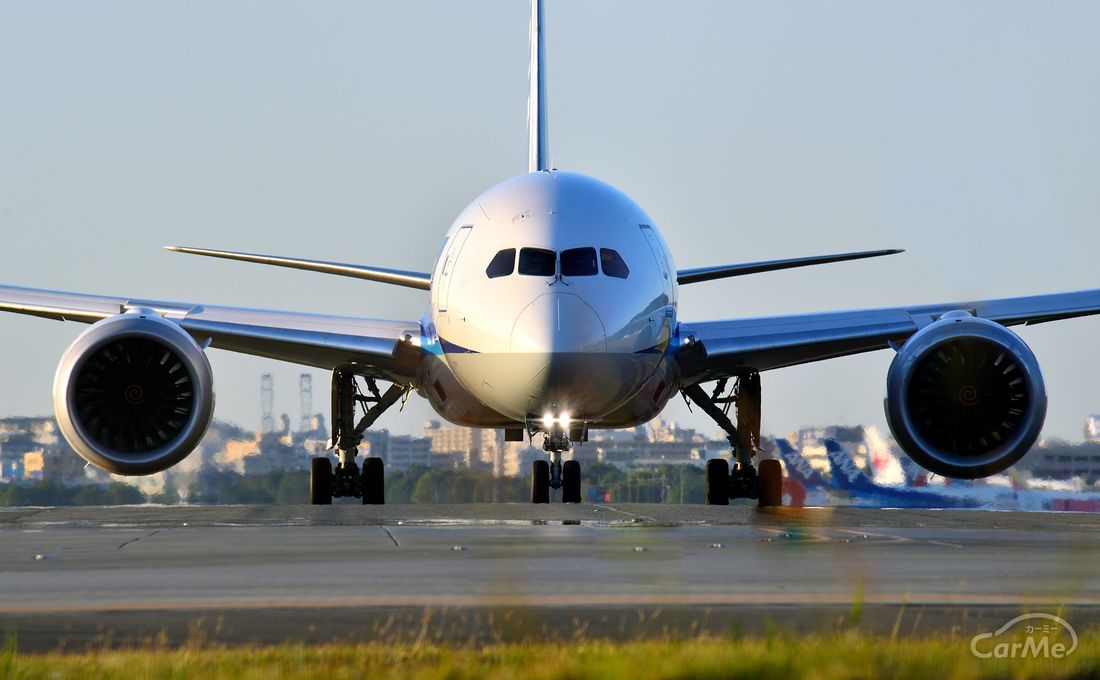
[
  {"left": 685, "top": 373, "right": 783, "bottom": 507},
  {"left": 530, "top": 424, "right": 582, "bottom": 504}
]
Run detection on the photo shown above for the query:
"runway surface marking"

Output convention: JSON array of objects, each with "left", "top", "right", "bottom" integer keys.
[
  {"left": 116, "top": 528, "right": 166, "bottom": 550},
  {"left": 380, "top": 526, "right": 400, "bottom": 547}
]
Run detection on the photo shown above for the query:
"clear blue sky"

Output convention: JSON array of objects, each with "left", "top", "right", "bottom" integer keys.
[{"left": 1, "top": 1, "right": 1099, "bottom": 441}]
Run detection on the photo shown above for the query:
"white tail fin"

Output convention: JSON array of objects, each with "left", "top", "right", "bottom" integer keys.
[{"left": 528, "top": 0, "right": 549, "bottom": 172}]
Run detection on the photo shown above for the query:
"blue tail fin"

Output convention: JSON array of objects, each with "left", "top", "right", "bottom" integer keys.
[
  {"left": 824, "top": 439, "right": 982, "bottom": 508},
  {"left": 824, "top": 439, "right": 880, "bottom": 493},
  {"left": 773, "top": 438, "right": 830, "bottom": 489}
]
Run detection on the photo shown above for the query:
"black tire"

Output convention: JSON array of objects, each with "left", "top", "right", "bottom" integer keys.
[
  {"left": 705, "top": 458, "right": 730, "bottom": 505},
  {"left": 362, "top": 457, "right": 385, "bottom": 505},
  {"left": 562, "top": 460, "right": 581, "bottom": 504},
  {"left": 310, "top": 457, "right": 333, "bottom": 505},
  {"left": 531, "top": 459, "right": 550, "bottom": 504},
  {"left": 758, "top": 459, "right": 783, "bottom": 508}
]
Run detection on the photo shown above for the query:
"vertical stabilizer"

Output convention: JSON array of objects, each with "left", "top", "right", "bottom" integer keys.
[
  {"left": 824, "top": 439, "right": 878, "bottom": 493},
  {"left": 528, "top": 0, "right": 549, "bottom": 172},
  {"left": 773, "top": 438, "right": 830, "bottom": 490}
]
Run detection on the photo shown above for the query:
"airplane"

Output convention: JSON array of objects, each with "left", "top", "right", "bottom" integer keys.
[
  {"left": 1002, "top": 468, "right": 1100, "bottom": 512},
  {"left": 770, "top": 438, "right": 832, "bottom": 507},
  {"left": 827, "top": 438, "right": 1100, "bottom": 511},
  {"left": 821, "top": 439, "right": 985, "bottom": 509},
  {"left": 772, "top": 436, "right": 982, "bottom": 508},
  {"left": 2, "top": 0, "right": 1100, "bottom": 507}
]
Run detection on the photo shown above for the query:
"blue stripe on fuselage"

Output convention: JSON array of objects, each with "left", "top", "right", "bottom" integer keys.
[{"left": 439, "top": 337, "right": 479, "bottom": 355}]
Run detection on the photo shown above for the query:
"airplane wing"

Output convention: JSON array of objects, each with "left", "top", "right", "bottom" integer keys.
[
  {"left": 0, "top": 284, "right": 423, "bottom": 383},
  {"left": 164, "top": 246, "right": 432, "bottom": 290},
  {"left": 676, "top": 288, "right": 1100, "bottom": 385},
  {"left": 676, "top": 249, "right": 903, "bottom": 285}
]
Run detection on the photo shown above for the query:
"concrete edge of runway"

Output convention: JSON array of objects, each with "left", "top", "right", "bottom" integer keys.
[{"left": 5, "top": 504, "right": 1100, "bottom": 531}]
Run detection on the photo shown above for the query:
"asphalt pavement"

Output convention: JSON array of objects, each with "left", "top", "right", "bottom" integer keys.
[{"left": 1, "top": 504, "right": 1098, "bottom": 649}]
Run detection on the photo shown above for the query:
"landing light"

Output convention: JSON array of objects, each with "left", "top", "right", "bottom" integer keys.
[{"left": 541, "top": 413, "right": 572, "bottom": 429}]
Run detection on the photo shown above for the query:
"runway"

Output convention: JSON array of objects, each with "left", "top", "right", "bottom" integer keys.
[{"left": 2, "top": 504, "right": 1100, "bottom": 649}]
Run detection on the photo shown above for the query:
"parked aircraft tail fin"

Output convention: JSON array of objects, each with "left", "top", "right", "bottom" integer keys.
[
  {"left": 824, "top": 439, "right": 879, "bottom": 493},
  {"left": 772, "top": 438, "right": 830, "bottom": 490}
]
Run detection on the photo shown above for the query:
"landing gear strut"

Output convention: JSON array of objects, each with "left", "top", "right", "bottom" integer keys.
[
  {"left": 309, "top": 369, "right": 406, "bottom": 505},
  {"left": 684, "top": 372, "right": 782, "bottom": 507},
  {"left": 530, "top": 424, "right": 581, "bottom": 504}
]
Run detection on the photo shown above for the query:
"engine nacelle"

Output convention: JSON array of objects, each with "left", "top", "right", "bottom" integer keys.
[
  {"left": 53, "top": 310, "right": 214, "bottom": 475},
  {"left": 884, "top": 311, "right": 1046, "bottom": 479}
]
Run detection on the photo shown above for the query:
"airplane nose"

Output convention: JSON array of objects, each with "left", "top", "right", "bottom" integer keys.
[{"left": 511, "top": 292, "right": 607, "bottom": 353}]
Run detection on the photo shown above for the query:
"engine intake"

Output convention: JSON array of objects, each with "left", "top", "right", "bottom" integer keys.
[
  {"left": 53, "top": 310, "right": 214, "bottom": 475},
  {"left": 884, "top": 312, "right": 1046, "bottom": 479}
]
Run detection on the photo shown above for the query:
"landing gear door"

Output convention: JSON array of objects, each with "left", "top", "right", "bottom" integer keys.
[{"left": 436, "top": 226, "right": 472, "bottom": 313}]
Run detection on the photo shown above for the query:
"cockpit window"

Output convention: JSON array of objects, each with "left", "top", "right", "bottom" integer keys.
[
  {"left": 560, "top": 247, "right": 598, "bottom": 276},
  {"left": 600, "top": 248, "right": 629, "bottom": 279},
  {"left": 485, "top": 248, "right": 516, "bottom": 278},
  {"left": 518, "top": 247, "right": 556, "bottom": 276}
]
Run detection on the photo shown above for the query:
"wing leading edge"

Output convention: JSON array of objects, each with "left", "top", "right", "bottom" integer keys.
[
  {"left": 0, "top": 284, "right": 423, "bottom": 382},
  {"left": 165, "top": 246, "right": 432, "bottom": 290},
  {"left": 676, "top": 287, "right": 1100, "bottom": 384},
  {"left": 676, "top": 249, "right": 903, "bottom": 285}
]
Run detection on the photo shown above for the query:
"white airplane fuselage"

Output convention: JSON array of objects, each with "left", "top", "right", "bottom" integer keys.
[{"left": 418, "top": 171, "right": 681, "bottom": 430}]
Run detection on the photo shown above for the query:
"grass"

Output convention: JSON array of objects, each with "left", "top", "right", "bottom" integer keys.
[{"left": 2, "top": 631, "right": 1098, "bottom": 680}]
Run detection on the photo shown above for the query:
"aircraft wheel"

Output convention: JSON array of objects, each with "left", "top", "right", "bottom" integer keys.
[
  {"left": 310, "top": 457, "right": 333, "bottom": 505},
  {"left": 531, "top": 459, "right": 550, "bottom": 504},
  {"left": 562, "top": 460, "right": 581, "bottom": 503},
  {"left": 362, "top": 456, "right": 385, "bottom": 505},
  {"left": 758, "top": 459, "right": 783, "bottom": 507},
  {"left": 705, "top": 458, "right": 730, "bottom": 505}
]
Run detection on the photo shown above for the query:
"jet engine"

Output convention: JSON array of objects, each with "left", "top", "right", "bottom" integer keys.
[
  {"left": 53, "top": 309, "right": 214, "bottom": 475},
  {"left": 884, "top": 311, "right": 1046, "bottom": 479}
]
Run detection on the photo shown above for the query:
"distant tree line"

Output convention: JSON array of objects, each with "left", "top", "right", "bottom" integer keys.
[
  {"left": 0, "top": 463, "right": 708, "bottom": 506},
  {"left": 185, "top": 467, "right": 532, "bottom": 504},
  {"left": 181, "top": 464, "right": 706, "bottom": 504},
  {"left": 0, "top": 481, "right": 145, "bottom": 506},
  {"left": 188, "top": 469, "right": 309, "bottom": 504},
  {"left": 584, "top": 462, "right": 706, "bottom": 504}
]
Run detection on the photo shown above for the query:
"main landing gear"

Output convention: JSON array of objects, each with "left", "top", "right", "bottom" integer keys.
[
  {"left": 309, "top": 369, "right": 405, "bottom": 505},
  {"left": 684, "top": 372, "right": 783, "bottom": 507},
  {"left": 531, "top": 425, "right": 582, "bottom": 504}
]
